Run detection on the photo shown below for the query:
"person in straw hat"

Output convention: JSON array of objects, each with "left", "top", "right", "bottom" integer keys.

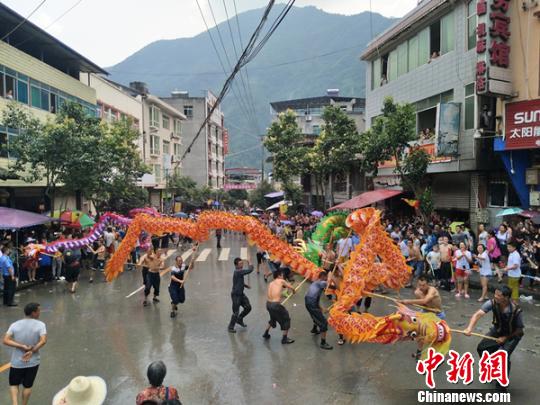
[{"left": 52, "top": 375, "right": 106, "bottom": 405}]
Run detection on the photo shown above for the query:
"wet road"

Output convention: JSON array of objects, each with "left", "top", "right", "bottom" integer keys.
[{"left": 2, "top": 233, "right": 540, "bottom": 404}]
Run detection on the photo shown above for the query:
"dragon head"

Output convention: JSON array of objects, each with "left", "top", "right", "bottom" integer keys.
[{"left": 373, "top": 304, "right": 451, "bottom": 357}]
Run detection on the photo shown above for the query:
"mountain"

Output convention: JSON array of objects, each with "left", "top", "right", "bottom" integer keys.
[{"left": 108, "top": 6, "right": 396, "bottom": 169}]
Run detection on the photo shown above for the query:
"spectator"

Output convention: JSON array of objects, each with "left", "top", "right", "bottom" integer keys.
[
  {"left": 52, "top": 375, "right": 106, "bottom": 405},
  {"left": 3, "top": 302, "right": 47, "bottom": 405},
  {"left": 454, "top": 242, "right": 472, "bottom": 299},
  {"left": 478, "top": 223, "right": 488, "bottom": 247},
  {"left": 1, "top": 245, "right": 17, "bottom": 306},
  {"left": 496, "top": 224, "right": 510, "bottom": 256},
  {"left": 136, "top": 361, "right": 180, "bottom": 405},
  {"left": 474, "top": 243, "right": 491, "bottom": 302}
]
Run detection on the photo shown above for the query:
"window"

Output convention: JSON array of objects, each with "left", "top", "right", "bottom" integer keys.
[
  {"left": 467, "top": 1, "right": 477, "bottom": 51},
  {"left": 489, "top": 182, "right": 521, "bottom": 207},
  {"left": 174, "top": 119, "right": 182, "bottom": 136},
  {"left": 397, "top": 42, "right": 408, "bottom": 76},
  {"left": 0, "top": 132, "right": 7, "bottom": 158},
  {"left": 174, "top": 143, "right": 181, "bottom": 159},
  {"left": 183, "top": 105, "right": 193, "bottom": 118},
  {"left": 0, "top": 72, "right": 4, "bottom": 97},
  {"left": 153, "top": 164, "right": 162, "bottom": 183},
  {"left": 50, "top": 93, "right": 57, "bottom": 113},
  {"left": 31, "top": 86, "right": 41, "bottom": 108},
  {"left": 334, "top": 171, "right": 347, "bottom": 193},
  {"left": 430, "top": 20, "right": 441, "bottom": 56},
  {"left": 17, "top": 79, "right": 28, "bottom": 104},
  {"left": 41, "top": 89, "right": 50, "bottom": 112},
  {"left": 371, "top": 58, "right": 381, "bottom": 90},
  {"left": 150, "top": 135, "right": 160, "bottom": 155},
  {"left": 440, "top": 12, "right": 455, "bottom": 54},
  {"left": 418, "top": 27, "right": 430, "bottom": 65},
  {"left": 388, "top": 49, "right": 398, "bottom": 81},
  {"left": 464, "top": 83, "right": 475, "bottom": 130},
  {"left": 4, "top": 75, "right": 16, "bottom": 99},
  {"left": 408, "top": 35, "right": 419, "bottom": 71},
  {"left": 162, "top": 115, "right": 170, "bottom": 129},
  {"left": 163, "top": 140, "right": 170, "bottom": 155},
  {"left": 150, "top": 105, "right": 160, "bottom": 128},
  {"left": 312, "top": 125, "right": 321, "bottom": 135}
]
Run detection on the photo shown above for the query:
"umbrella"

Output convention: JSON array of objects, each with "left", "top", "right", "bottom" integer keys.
[
  {"left": 311, "top": 210, "right": 324, "bottom": 217},
  {"left": 250, "top": 212, "right": 260, "bottom": 217},
  {"left": 281, "top": 220, "right": 294, "bottom": 225},
  {"left": 52, "top": 210, "right": 95, "bottom": 229},
  {"left": 449, "top": 221, "right": 464, "bottom": 233},
  {"left": 519, "top": 210, "right": 540, "bottom": 219},
  {"left": 496, "top": 207, "right": 523, "bottom": 217},
  {"left": 173, "top": 212, "right": 188, "bottom": 218},
  {"left": 0, "top": 207, "right": 52, "bottom": 230}
]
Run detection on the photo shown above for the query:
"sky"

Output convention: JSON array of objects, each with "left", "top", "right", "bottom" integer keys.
[{"left": 2, "top": 0, "right": 418, "bottom": 67}]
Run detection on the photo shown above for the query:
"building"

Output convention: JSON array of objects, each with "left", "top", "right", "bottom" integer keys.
[
  {"left": 224, "top": 167, "right": 261, "bottom": 191},
  {"left": 117, "top": 82, "right": 185, "bottom": 209},
  {"left": 0, "top": 3, "right": 105, "bottom": 212},
  {"left": 270, "top": 91, "right": 366, "bottom": 207},
  {"left": 161, "top": 90, "right": 226, "bottom": 189},
  {"left": 361, "top": 0, "right": 537, "bottom": 227}
]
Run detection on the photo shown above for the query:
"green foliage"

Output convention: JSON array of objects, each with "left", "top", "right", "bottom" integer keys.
[
  {"left": 264, "top": 110, "right": 308, "bottom": 184},
  {"left": 2, "top": 102, "right": 147, "bottom": 213},
  {"left": 227, "top": 189, "right": 248, "bottom": 202},
  {"left": 359, "top": 97, "right": 417, "bottom": 176},
  {"left": 283, "top": 182, "right": 303, "bottom": 207},
  {"left": 167, "top": 174, "right": 199, "bottom": 201},
  {"left": 420, "top": 187, "right": 434, "bottom": 218},
  {"left": 402, "top": 147, "right": 431, "bottom": 193},
  {"left": 249, "top": 180, "right": 273, "bottom": 209}
]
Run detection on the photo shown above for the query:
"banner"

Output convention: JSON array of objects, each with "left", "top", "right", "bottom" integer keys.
[
  {"left": 505, "top": 99, "right": 540, "bottom": 150},
  {"left": 436, "top": 103, "right": 460, "bottom": 157},
  {"left": 224, "top": 183, "right": 257, "bottom": 190}
]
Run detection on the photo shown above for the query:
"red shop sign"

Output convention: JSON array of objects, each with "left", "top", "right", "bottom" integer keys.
[{"left": 505, "top": 99, "right": 540, "bottom": 150}]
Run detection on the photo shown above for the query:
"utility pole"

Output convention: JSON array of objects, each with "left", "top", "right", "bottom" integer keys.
[{"left": 260, "top": 134, "right": 265, "bottom": 182}]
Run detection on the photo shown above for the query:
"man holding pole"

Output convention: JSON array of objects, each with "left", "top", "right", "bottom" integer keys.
[
  {"left": 263, "top": 268, "right": 296, "bottom": 344},
  {"left": 228, "top": 258, "right": 253, "bottom": 333},
  {"left": 463, "top": 285, "right": 524, "bottom": 383},
  {"left": 304, "top": 271, "right": 333, "bottom": 350}
]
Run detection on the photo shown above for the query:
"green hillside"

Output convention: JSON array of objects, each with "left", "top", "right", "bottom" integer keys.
[{"left": 108, "top": 6, "right": 395, "bottom": 168}]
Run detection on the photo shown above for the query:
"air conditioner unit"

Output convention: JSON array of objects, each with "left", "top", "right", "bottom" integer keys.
[
  {"left": 526, "top": 168, "right": 540, "bottom": 185},
  {"left": 530, "top": 191, "right": 540, "bottom": 206},
  {"left": 306, "top": 115, "right": 312, "bottom": 122}
]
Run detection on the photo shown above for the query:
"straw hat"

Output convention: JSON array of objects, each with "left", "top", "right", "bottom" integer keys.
[{"left": 52, "top": 376, "right": 106, "bottom": 405}]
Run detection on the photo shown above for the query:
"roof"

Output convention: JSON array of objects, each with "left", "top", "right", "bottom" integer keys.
[
  {"left": 361, "top": 0, "right": 450, "bottom": 60},
  {"left": 0, "top": 3, "right": 106, "bottom": 75},
  {"left": 271, "top": 96, "right": 365, "bottom": 112},
  {"left": 329, "top": 189, "right": 402, "bottom": 210},
  {"left": 150, "top": 95, "right": 186, "bottom": 119}
]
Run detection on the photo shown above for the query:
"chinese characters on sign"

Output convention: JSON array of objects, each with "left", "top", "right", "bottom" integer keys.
[
  {"left": 416, "top": 348, "right": 509, "bottom": 388},
  {"left": 505, "top": 99, "right": 540, "bottom": 150},
  {"left": 223, "top": 183, "right": 257, "bottom": 190},
  {"left": 476, "top": 0, "right": 512, "bottom": 95}
]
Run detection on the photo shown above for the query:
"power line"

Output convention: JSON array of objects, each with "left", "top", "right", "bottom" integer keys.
[
  {"left": 0, "top": 0, "right": 48, "bottom": 42},
  {"left": 175, "top": 0, "right": 279, "bottom": 168},
  {"left": 13, "top": 0, "right": 85, "bottom": 47},
  {"left": 207, "top": 0, "right": 259, "bottom": 135}
]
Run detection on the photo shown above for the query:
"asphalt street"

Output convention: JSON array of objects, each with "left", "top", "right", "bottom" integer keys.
[{"left": 1, "top": 233, "right": 540, "bottom": 404}]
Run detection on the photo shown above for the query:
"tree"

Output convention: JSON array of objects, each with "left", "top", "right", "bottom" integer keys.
[
  {"left": 360, "top": 97, "right": 432, "bottom": 216},
  {"left": 312, "top": 105, "right": 362, "bottom": 206},
  {"left": 249, "top": 180, "right": 273, "bottom": 209},
  {"left": 167, "top": 174, "right": 199, "bottom": 203},
  {"left": 2, "top": 102, "right": 148, "bottom": 213},
  {"left": 264, "top": 110, "right": 309, "bottom": 198}
]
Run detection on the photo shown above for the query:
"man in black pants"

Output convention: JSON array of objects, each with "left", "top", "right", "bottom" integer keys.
[
  {"left": 304, "top": 271, "right": 333, "bottom": 350},
  {"left": 142, "top": 249, "right": 164, "bottom": 307},
  {"left": 263, "top": 268, "right": 296, "bottom": 344},
  {"left": 228, "top": 258, "right": 253, "bottom": 333},
  {"left": 1, "top": 246, "right": 17, "bottom": 307},
  {"left": 464, "top": 285, "right": 524, "bottom": 389}
]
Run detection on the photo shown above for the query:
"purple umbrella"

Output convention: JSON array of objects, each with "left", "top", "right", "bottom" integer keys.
[
  {"left": 0, "top": 207, "right": 52, "bottom": 230},
  {"left": 311, "top": 210, "right": 324, "bottom": 217},
  {"left": 281, "top": 220, "right": 294, "bottom": 225}
]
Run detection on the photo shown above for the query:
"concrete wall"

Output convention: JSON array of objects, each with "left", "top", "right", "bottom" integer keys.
[
  {"left": 0, "top": 41, "right": 96, "bottom": 104},
  {"left": 364, "top": 1, "right": 477, "bottom": 168}
]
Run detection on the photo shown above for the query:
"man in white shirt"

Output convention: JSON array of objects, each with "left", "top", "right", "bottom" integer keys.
[
  {"left": 426, "top": 244, "right": 442, "bottom": 283},
  {"left": 337, "top": 236, "right": 353, "bottom": 261},
  {"left": 3, "top": 302, "right": 47, "bottom": 405},
  {"left": 504, "top": 241, "right": 522, "bottom": 303}
]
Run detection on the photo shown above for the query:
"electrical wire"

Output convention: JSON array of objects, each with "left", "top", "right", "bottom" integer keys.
[
  {"left": 0, "top": 0, "right": 48, "bottom": 42},
  {"left": 175, "top": 0, "right": 278, "bottom": 168},
  {"left": 13, "top": 0, "right": 85, "bottom": 47}
]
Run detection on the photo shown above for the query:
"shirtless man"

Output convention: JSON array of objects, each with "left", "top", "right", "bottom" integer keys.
[
  {"left": 399, "top": 275, "right": 445, "bottom": 359},
  {"left": 438, "top": 236, "right": 454, "bottom": 291},
  {"left": 263, "top": 268, "right": 296, "bottom": 344},
  {"left": 142, "top": 249, "right": 164, "bottom": 307},
  {"left": 321, "top": 243, "right": 336, "bottom": 272}
]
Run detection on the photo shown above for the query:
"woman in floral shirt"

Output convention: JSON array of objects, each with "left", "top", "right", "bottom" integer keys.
[{"left": 136, "top": 361, "right": 179, "bottom": 405}]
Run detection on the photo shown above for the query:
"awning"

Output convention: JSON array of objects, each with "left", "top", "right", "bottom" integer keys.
[
  {"left": 266, "top": 200, "right": 291, "bottom": 210},
  {"left": 329, "top": 189, "right": 402, "bottom": 210},
  {"left": 0, "top": 207, "right": 52, "bottom": 229},
  {"left": 265, "top": 191, "right": 284, "bottom": 198}
]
